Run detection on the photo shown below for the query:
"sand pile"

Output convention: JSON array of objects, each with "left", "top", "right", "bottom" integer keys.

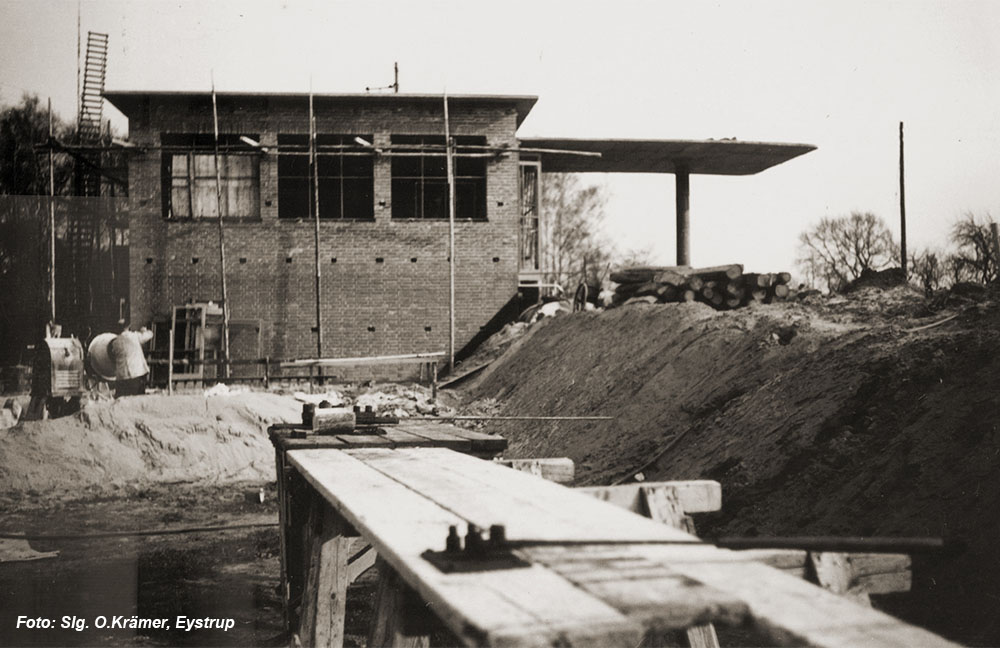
[{"left": 0, "top": 391, "right": 300, "bottom": 498}]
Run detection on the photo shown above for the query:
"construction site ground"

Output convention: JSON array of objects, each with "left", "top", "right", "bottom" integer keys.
[{"left": 2, "top": 283, "right": 1000, "bottom": 646}]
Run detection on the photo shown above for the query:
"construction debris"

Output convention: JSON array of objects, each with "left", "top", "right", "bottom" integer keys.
[{"left": 610, "top": 264, "right": 800, "bottom": 310}]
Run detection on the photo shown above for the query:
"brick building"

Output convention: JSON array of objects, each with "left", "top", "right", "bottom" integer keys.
[
  {"left": 105, "top": 91, "right": 545, "bottom": 374},
  {"left": 104, "top": 90, "right": 814, "bottom": 377}
]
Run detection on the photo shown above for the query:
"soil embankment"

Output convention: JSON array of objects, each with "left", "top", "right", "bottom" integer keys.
[{"left": 471, "top": 291, "right": 1000, "bottom": 645}]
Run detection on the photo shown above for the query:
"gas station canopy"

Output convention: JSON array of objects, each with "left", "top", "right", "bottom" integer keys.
[
  {"left": 518, "top": 137, "right": 816, "bottom": 176},
  {"left": 517, "top": 136, "right": 817, "bottom": 265}
]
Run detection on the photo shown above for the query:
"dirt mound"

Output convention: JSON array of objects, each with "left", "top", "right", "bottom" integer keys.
[
  {"left": 845, "top": 266, "right": 907, "bottom": 291},
  {"left": 469, "top": 294, "right": 1000, "bottom": 645},
  {"left": 0, "top": 392, "right": 300, "bottom": 499}
]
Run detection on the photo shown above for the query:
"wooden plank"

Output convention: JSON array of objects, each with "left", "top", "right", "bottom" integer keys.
[
  {"left": 641, "top": 484, "right": 696, "bottom": 533},
  {"left": 438, "top": 359, "right": 492, "bottom": 389},
  {"left": 496, "top": 457, "right": 575, "bottom": 483},
  {"left": 274, "top": 448, "right": 291, "bottom": 629},
  {"left": 389, "top": 423, "right": 473, "bottom": 451},
  {"left": 346, "top": 448, "right": 693, "bottom": 543},
  {"left": 845, "top": 553, "right": 912, "bottom": 578},
  {"left": 368, "top": 557, "right": 431, "bottom": 648},
  {"left": 638, "top": 485, "right": 719, "bottom": 648},
  {"left": 576, "top": 481, "right": 722, "bottom": 514},
  {"left": 684, "top": 623, "right": 721, "bottom": 648},
  {"left": 809, "top": 552, "right": 911, "bottom": 597},
  {"left": 281, "top": 352, "right": 446, "bottom": 369},
  {"left": 525, "top": 543, "right": 950, "bottom": 647},
  {"left": 348, "top": 545, "right": 377, "bottom": 583},
  {"left": 299, "top": 503, "right": 350, "bottom": 648},
  {"left": 528, "top": 550, "right": 749, "bottom": 631},
  {"left": 399, "top": 422, "right": 507, "bottom": 454},
  {"left": 272, "top": 421, "right": 505, "bottom": 454},
  {"left": 288, "top": 449, "right": 643, "bottom": 647},
  {"left": 664, "top": 559, "right": 957, "bottom": 648},
  {"left": 379, "top": 427, "right": 450, "bottom": 446},
  {"left": 332, "top": 434, "right": 394, "bottom": 448}
]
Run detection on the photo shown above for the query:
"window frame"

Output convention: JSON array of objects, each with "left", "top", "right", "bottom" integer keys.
[
  {"left": 160, "top": 133, "right": 262, "bottom": 221},
  {"left": 390, "top": 134, "right": 488, "bottom": 221},
  {"left": 277, "top": 133, "right": 375, "bottom": 221}
]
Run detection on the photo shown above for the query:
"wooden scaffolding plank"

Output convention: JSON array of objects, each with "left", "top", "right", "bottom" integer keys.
[
  {"left": 664, "top": 559, "right": 955, "bottom": 648},
  {"left": 576, "top": 480, "right": 722, "bottom": 514},
  {"left": 345, "top": 447, "right": 692, "bottom": 543},
  {"left": 287, "top": 449, "right": 643, "bottom": 647}
]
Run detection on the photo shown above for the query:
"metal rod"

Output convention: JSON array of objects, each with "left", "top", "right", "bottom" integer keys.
[
  {"left": 310, "top": 86, "right": 323, "bottom": 361},
  {"left": 504, "top": 535, "right": 948, "bottom": 554},
  {"left": 211, "top": 75, "right": 231, "bottom": 379},
  {"left": 444, "top": 93, "right": 456, "bottom": 373},
  {"left": 402, "top": 416, "right": 614, "bottom": 421},
  {"left": 34, "top": 141, "right": 602, "bottom": 159}
]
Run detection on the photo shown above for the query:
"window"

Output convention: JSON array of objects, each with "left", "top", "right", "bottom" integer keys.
[
  {"left": 391, "top": 135, "right": 487, "bottom": 220},
  {"left": 277, "top": 134, "right": 374, "bottom": 220},
  {"left": 161, "top": 134, "right": 260, "bottom": 219}
]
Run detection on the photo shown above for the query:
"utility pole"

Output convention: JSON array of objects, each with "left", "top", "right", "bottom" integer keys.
[
  {"left": 48, "top": 98, "right": 56, "bottom": 326},
  {"left": 899, "top": 121, "right": 907, "bottom": 279},
  {"left": 211, "top": 76, "right": 231, "bottom": 379}
]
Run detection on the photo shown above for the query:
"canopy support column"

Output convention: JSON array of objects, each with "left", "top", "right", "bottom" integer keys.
[{"left": 675, "top": 166, "right": 690, "bottom": 266}]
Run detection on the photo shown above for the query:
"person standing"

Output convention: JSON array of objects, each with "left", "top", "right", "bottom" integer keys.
[{"left": 108, "top": 326, "right": 154, "bottom": 397}]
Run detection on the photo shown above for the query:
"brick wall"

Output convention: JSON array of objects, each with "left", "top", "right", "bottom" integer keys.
[{"left": 125, "top": 95, "right": 522, "bottom": 369}]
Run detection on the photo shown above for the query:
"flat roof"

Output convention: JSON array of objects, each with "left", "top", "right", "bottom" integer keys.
[
  {"left": 103, "top": 91, "right": 539, "bottom": 127},
  {"left": 519, "top": 137, "right": 817, "bottom": 175}
]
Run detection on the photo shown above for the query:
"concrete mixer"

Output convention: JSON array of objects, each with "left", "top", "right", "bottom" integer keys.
[{"left": 22, "top": 334, "right": 86, "bottom": 420}]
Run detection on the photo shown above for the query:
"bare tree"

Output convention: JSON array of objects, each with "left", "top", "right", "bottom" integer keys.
[
  {"left": 543, "top": 173, "right": 612, "bottom": 290},
  {"left": 909, "top": 247, "right": 946, "bottom": 295},
  {"left": 949, "top": 212, "right": 998, "bottom": 284},
  {"left": 797, "top": 211, "right": 896, "bottom": 292}
]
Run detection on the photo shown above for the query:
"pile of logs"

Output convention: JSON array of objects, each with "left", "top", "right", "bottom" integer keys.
[{"left": 610, "top": 264, "right": 799, "bottom": 310}]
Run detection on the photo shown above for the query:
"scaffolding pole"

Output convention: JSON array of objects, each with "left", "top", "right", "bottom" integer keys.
[
  {"left": 211, "top": 77, "right": 231, "bottom": 379},
  {"left": 444, "top": 94, "right": 456, "bottom": 372},
  {"left": 310, "top": 89, "right": 323, "bottom": 360}
]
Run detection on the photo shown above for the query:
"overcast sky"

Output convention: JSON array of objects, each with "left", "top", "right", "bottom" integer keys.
[{"left": 2, "top": 0, "right": 999, "bottom": 276}]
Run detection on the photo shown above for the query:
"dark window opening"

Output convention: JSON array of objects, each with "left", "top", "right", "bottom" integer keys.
[
  {"left": 391, "top": 135, "right": 487, "bottom": 220},
  {"left": 277, "top": 134, "right": 374, "bottom": 220},
  {"left": 161, "top": 133, "right": 261, "bottom": 220}
]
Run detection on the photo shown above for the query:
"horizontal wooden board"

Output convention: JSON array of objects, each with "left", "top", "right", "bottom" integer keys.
[
  {"left": 288, "top": 448, "right": 643, "bottom": 647},
  {"left": 270, "top": 422, "right": 506, "bottom": 455},
  {"left": 496, "top": 457, "right": 575, "bottom": 483},
  {"left": 576, "top": 481, "right": 722, "bottom": 514},
  {"left": 347, "top": 447, "right": 693, "bottom": 543}
]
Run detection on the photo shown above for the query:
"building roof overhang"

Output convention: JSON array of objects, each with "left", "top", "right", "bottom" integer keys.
[
  {"left": 518, "top": 137, "right": 816, "bottom": 175},
  {"left": 103, "top": 91, "right": 539, "bottom": 127}
]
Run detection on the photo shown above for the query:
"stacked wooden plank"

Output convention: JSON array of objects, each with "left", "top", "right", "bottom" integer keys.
[{"left": 610, "top": 265, "right": 798, "bottom": 310}]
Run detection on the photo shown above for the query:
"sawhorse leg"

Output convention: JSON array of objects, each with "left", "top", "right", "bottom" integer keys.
[
  {"left": 298, "top": 499, "right": 353, "bottom": 648},
  {"left": 640, "top": 484, "right": 721, "bottom": 648},
  {"left": 368, "top": 556, "right": 431, "bottom": 648}
]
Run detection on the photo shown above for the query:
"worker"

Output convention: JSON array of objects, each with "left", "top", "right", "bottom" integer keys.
[{"left": 108, "top": 326, "right": 154, "bottom": 397}]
